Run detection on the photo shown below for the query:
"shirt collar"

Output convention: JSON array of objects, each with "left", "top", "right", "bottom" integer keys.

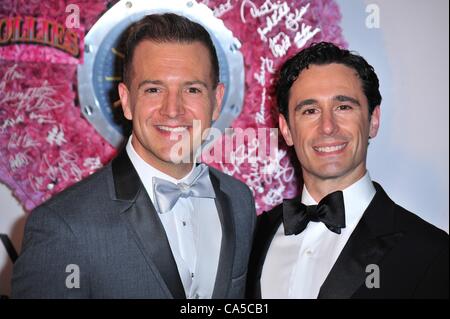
[
  {"left": 125, "top": 135, "right": 196, "bottom": 201},
  {"left": 302, "top": 172, "right": 376, "bottom": 227}
]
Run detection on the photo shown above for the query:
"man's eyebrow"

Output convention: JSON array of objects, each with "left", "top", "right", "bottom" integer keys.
[
  {"left": 185, "top": 80, "right": 209, "bottom": 88},
  {"left": 137, "top": 80, "right": 210, "bottom": 90},
  {"left": 137, "top": 79, "right": 163, "bottom": 90},
  {"left": 294, "top": 99, "right": 318, "bottom": 110},
  {"left": 334, "top": 95, "right": 361, "bottom": 106}
]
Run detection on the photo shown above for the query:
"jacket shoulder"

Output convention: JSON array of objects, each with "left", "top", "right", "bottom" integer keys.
[
  {"left": 372, "top": 181, "right": 448, "bottom": 246},
  {"left": 29, "top": 163, "right": 115, "bottom": 231},
  {"left": 37, "top": 164, "right": 112, "bottom": 209},
  {"left": 393, "top": 203, "right": 448, "bottom": 248}
]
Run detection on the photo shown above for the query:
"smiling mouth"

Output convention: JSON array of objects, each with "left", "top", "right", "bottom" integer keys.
[
  {"left": 313, "top": 143, "right": 347, "bottom": 153},
  {"left": 156, "top": 125, "right": 189, "bottom": 133}
]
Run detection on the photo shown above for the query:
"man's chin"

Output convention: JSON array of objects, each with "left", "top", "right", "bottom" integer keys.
[
  {"left": 164, "top": 153, "right": 196, "bottom": 165},
  {"left": 304, "top": 165, "right": 348, "bottom": 180}
]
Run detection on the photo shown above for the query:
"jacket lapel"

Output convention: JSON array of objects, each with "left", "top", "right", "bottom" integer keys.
[
  {"left": 111, "top": 150, "right": 185, "bottom": 299},
  {"left": 318, "top": 183, "right": 404, "bottom": 299},
  {"left": 209, "top": 171, "right": 236, "bottom": 298},
  {"left": 247, "top": 205, "right": 284, "bottom": 298}
]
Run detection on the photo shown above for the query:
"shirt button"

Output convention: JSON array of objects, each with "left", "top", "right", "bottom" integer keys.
[
  {"left": 305, "top": 249, "right": 313, "bottom": 256},
  {"left": 182, "top": 221, "right": 186, "bottom": 226},
  {"left": 194, "top": 293, "right": 200, "bottom": 299}
]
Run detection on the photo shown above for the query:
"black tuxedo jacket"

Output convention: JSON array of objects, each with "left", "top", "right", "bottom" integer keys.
[
  {"left": 247, "top": 182, "right": 448, "bottom": 299},
  {"left": 12, "top": 150, "right": 256, "bottom": 298}
]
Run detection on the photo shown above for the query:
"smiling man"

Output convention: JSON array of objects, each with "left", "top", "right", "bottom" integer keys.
[
  {"left": 12, "top": 14, "right": 256, "bottom": 299},
  {"left": 247, "top": 42, "right": 448, "bottom": 299}
]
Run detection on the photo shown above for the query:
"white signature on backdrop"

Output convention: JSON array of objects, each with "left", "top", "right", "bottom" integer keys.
[
  {"left": 202, "top": 0, "right": 316, "bottom": 208},
  {"left": 0, "top": 64, "right": 84, "bottom": 193}
]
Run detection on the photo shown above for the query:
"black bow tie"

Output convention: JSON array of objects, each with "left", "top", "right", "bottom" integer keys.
[{"left": 283, "top": 190, "right": 346, "bottom": 235}]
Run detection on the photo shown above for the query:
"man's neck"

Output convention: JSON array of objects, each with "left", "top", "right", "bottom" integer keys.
[
  {"left": 303, "top": 170, "right": 367, "bottom": 203},
  {"left": 129, "top": 137, "right": 195, "bottom": 180},
  {"left": 150, "top": 161, "right": 194, "bottom": 180}
]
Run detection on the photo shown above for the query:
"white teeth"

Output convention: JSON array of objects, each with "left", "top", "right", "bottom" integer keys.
[
  {"left": 315, "top": 144, "right": 346, "bottom": 153},
  {"left": 158, "top": 126, "right": 188, "bottom": 132}
]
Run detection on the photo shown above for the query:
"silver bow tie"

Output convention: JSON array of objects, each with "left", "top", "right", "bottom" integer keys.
[{"left": 152, "top": 164, "right": 216, "bottom": 214}]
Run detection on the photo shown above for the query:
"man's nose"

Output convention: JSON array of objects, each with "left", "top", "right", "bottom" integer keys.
[
  {"left": 160, "top": 91, "right": 184, "bottom": 118},
  {"left": 319, "top": 109, "right": 338, "bottom": 136}
]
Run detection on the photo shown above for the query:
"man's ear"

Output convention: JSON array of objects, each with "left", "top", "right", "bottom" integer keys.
[
  {"left": 369, "top": 105, "right": 381, "bottom": 139},
  {"left": 279, "top": 113, "right": 294, "bottom": 146},
  {"left": 212, "top": 83, "right": 225, "bottom": 121},
  {"left": 118, "top": 82, "right": 132, "bottom": 120}
]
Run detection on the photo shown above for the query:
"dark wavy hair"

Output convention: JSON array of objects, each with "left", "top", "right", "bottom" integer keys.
[
  {"left": 276, "top": 42, "right": 382, "bottom": 119},
  {"left": 123, "top": 13, "right": 219, "bottom": 87}
]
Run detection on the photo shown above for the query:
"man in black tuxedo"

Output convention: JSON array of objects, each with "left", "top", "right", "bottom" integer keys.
[
  {"left": 247, "top": 42, "right": 448, "bottom": 299},
  {"left": 12, "top": 13, "right": 255, "bottom": 298}
]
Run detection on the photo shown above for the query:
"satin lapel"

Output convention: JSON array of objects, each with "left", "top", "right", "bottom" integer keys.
[
  {"left": 248, "top": 205, "right": 284, "bottom": 298},
  {"left": 318, "top": 183, "right": 404, "bottom": 299},
  {"left": 112, "top": 150, "right": 185, "bottom": 299},
  {"left": 209, "top": 172, "right": 235, "bottom": 299}
]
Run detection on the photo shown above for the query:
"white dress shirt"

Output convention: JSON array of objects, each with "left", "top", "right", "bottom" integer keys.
[
  {"left": 126, "top": 136, "right": 222, "bottom": 299},
  {"left": 261, "top": 172, "right": 376, "bottom": 299}
]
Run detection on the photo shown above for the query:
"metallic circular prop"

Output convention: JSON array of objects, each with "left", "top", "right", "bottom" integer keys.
[{"left": 77, "top": 0, "right": 244, "bottom": 147}]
